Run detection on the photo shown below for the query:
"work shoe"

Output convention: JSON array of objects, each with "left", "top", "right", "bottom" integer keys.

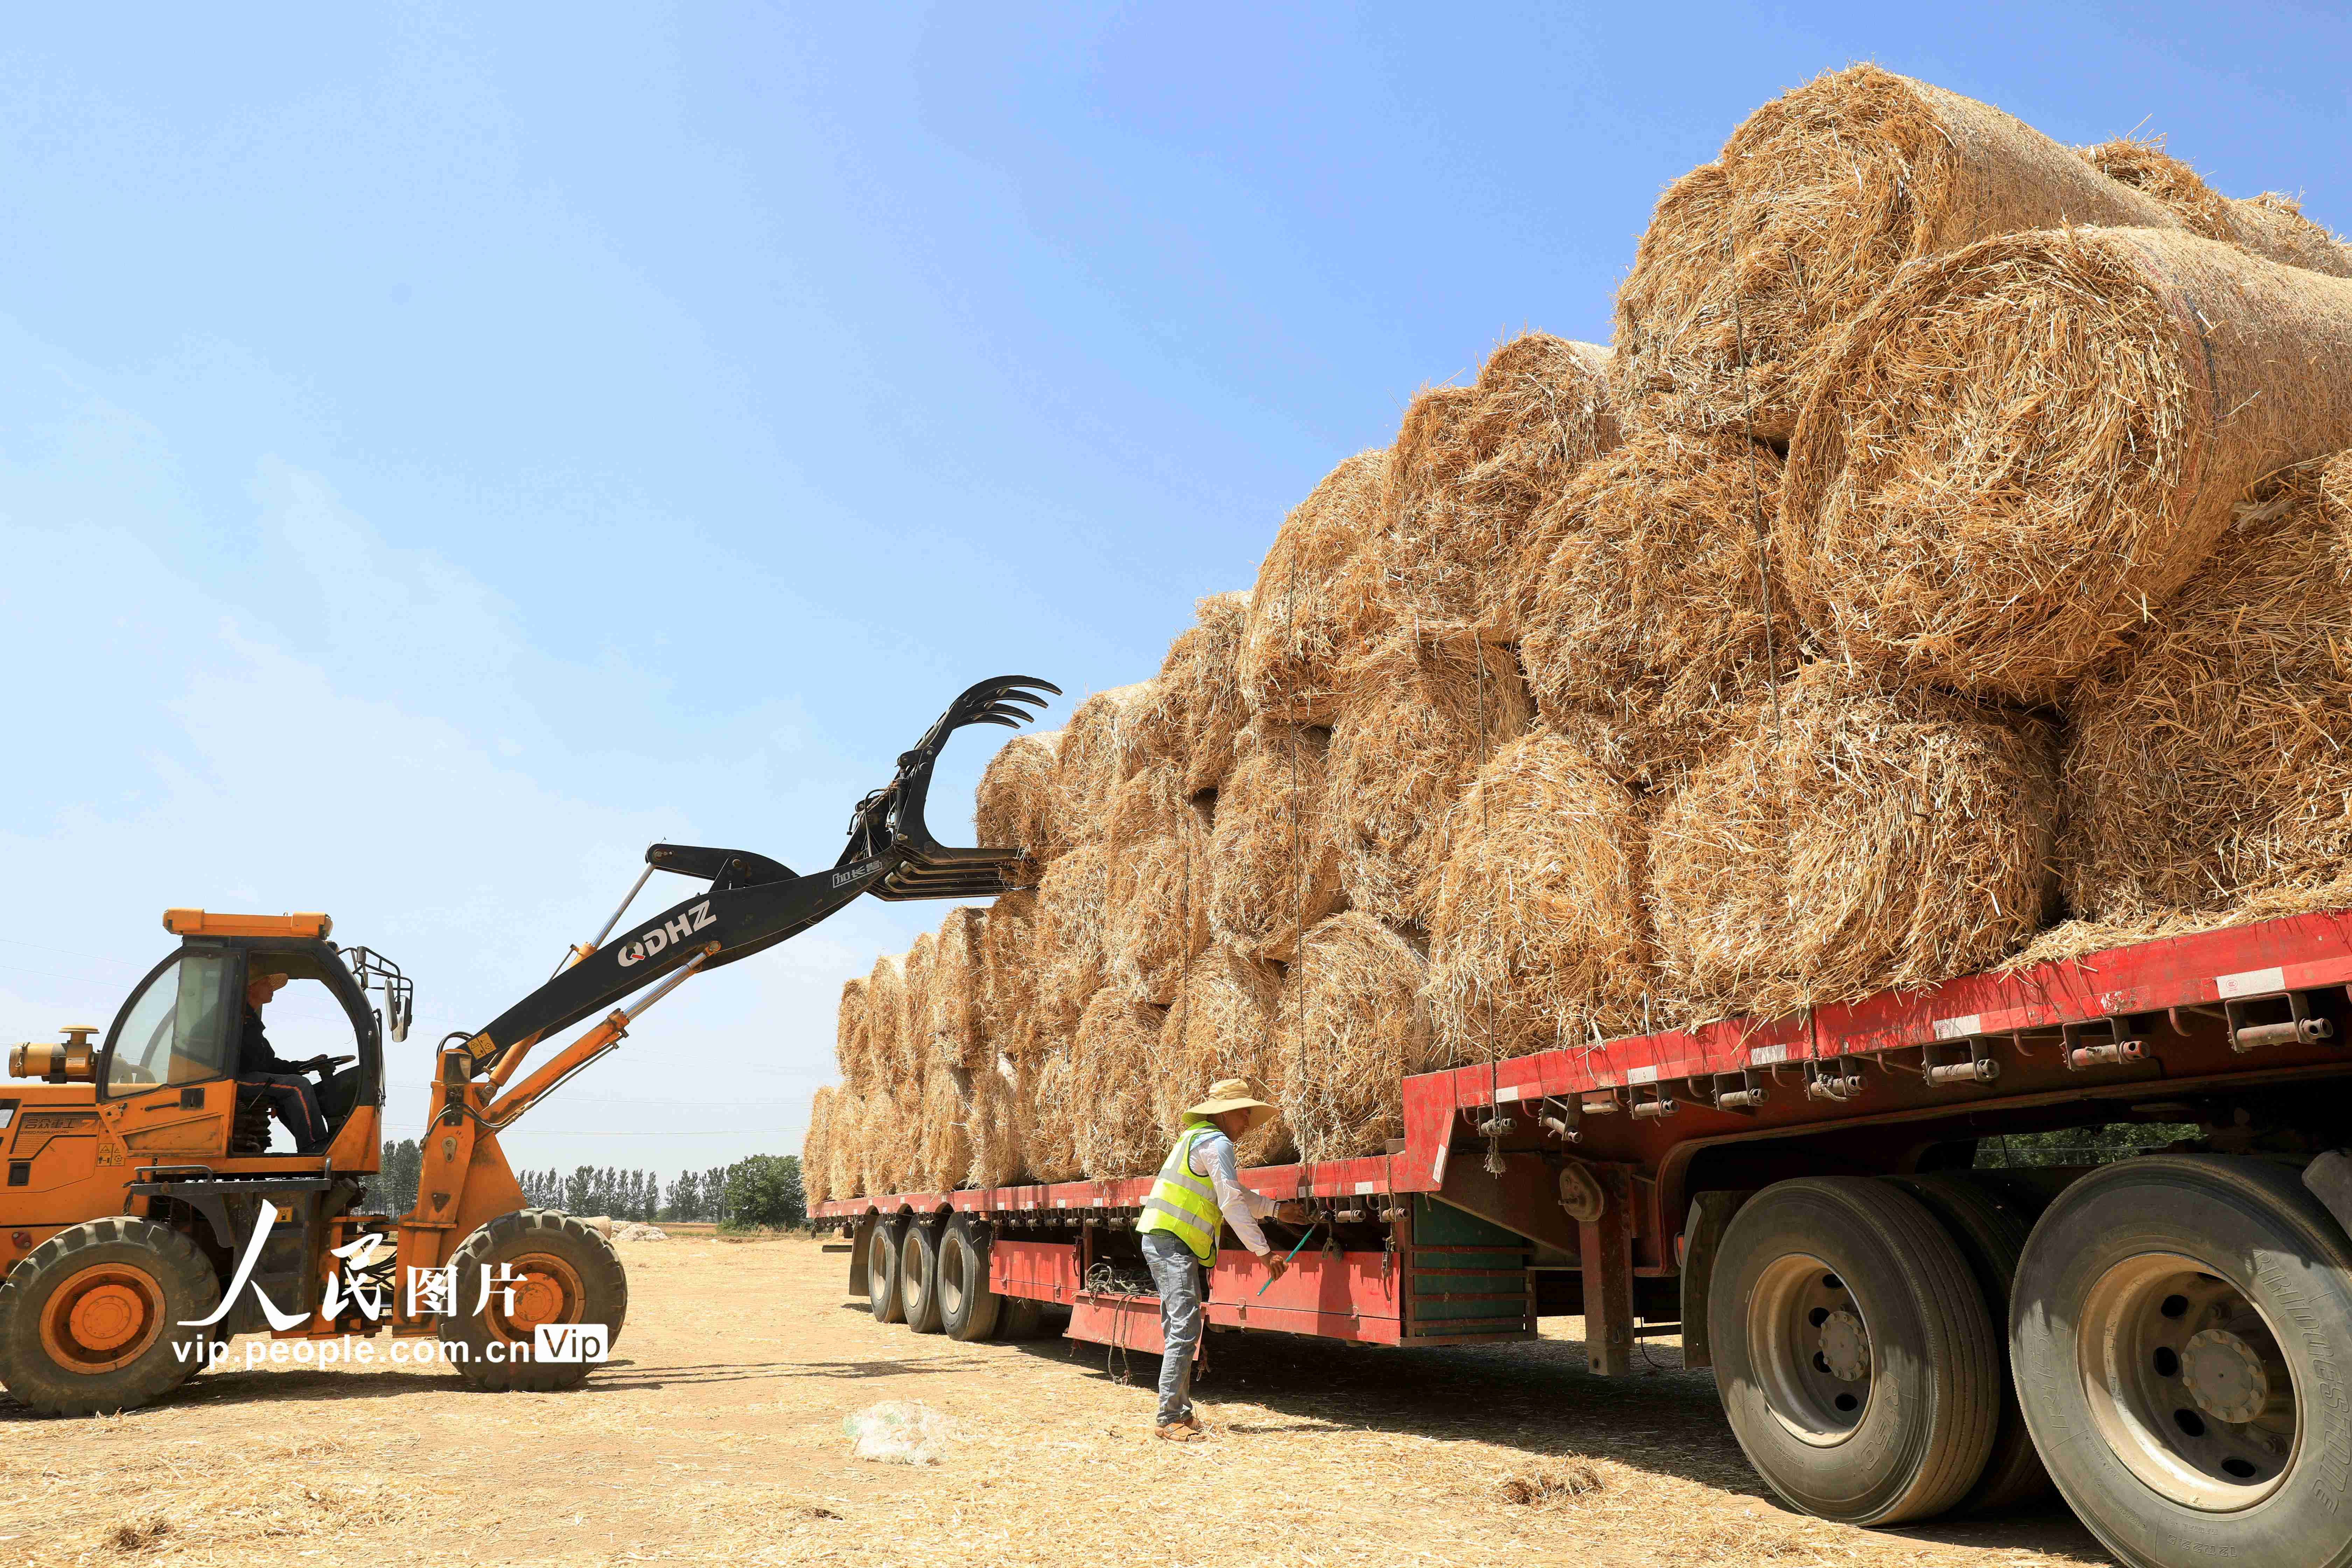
[{"left": 1153, "top": 1420, "right": 1207, "bottom": 1443}]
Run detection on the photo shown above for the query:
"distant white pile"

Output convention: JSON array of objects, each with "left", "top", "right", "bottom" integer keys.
[{"left": 806, "top": 67, "right": 2352, "bottom": 1202}]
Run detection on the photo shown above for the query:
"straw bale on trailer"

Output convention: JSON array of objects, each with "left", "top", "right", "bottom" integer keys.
[
  {"left": 834, "top": 976, "right": 874, "bottom": 1097},
  {"left": 1018, "top": 1048, "right": 1084, "bottom": 1184},
  {"left": 828, "top": 1089, "right": 867, "bottom": 1200},
  {"left": 975, "top": 728, "right": 1069, "bottom": 871},
  {"left": 1376, "top": 336, "right": 1619, "bottom": 638},
  {"left": 2080, "top": 137, "right": 2352, "bottom": 278},
  {"left": 916, "top": 1066, "right": 974, "bottom": 1194},
  {"left": 979, "top": 889, "right": 1041, "bottom": 1056},
  {"left": 1326, "top": 623, "right": 1532, "bottom": 927},
  {"left": 2062, "top": 455, "right": 2352, "bottom": 922},
  {"left": 1647, "top": 675, "right": 2058, "bottom": 1023},
  {"left": 865, "top": 954, "right": 909, "bottom": 1093},
  {"left": 965, "top": 1060, "right": 1026, "bottom": 1189},
  {"left": 1241, "top": 451, "right": 1388, "bottom": 724},
  {"left": 902, "top": 932, "right": 937, "bottom": 1077},
  {"left": 1161, "top": 943, "right": 1294, "bottom": 1166},
  {"left": 1782, "top": 227, "right": 2352, "bottom": 701},
  {"left": 1424, "top": 729, "right": 1655, "bottom": 1061},
  {"left": 1277, "top": 913, "right": 1436, "bottom": 1163},
  {"left": 803, "top": 1085, "right": 836, "bottom": 1206},
  {"left": 1517, "top": 427, "right": 1790, "bottom": 790},
  {"left": 1104, "top": 764, "right": 1211, "bottom": 1004},
  {"left": 1147, "top": 592, "right": 1253, "bottom": 793},
  {"left": 925, "top": 905, "right": 987, "bottom": 1069},
  {"left": 1057, "top": 683, "right": 1164, "bottom": 825},
  {"left": 1206, "top": 718, "right": 1344, "bottom": 963},
  {"left": 1074, "top": 987, "right": 1173, "bottom": 1179},
  {"left": 1035, "top": 842, "right": 1110, "bottom": 1030},
  {"left": 1613, "top": 66, "right": 2190, "bottom": 443},
  {"left": 858, "top": 1086, "right": 914, "bottom": 1200}
]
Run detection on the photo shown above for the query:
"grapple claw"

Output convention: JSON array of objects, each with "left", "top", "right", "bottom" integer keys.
[{"left": 841, "top": 674, "right": 1061, "bottom": 899}]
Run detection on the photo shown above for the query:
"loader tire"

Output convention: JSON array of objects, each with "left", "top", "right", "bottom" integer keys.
[
  {"left": 438, "top": 1210, "right": 626, "bottom": 1392},
  {"left": 0, "top": 1218, "right": 219, "bottom": 1416}
]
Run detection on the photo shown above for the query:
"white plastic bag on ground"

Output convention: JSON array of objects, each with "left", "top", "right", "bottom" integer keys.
[{"left": 842, "top": 1401, "right": 958, "bottom": 1465}]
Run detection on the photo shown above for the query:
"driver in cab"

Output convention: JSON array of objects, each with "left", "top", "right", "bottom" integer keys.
[{"left": 238, "top": 970, "right": 350, "bottom": 1155}]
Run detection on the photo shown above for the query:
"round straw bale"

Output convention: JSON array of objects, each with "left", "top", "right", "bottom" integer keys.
[
  {"left": 1783, "top": 226, "right": 2352, "bottom": 701},
  {"left": 1161, "top": 943, "right": 1294, "bottom": 1166},
  {"left": 1104, "top": 765, "right": 1211, "bottom": 1003},
  {"left": 856, "top": 1087, "right": 906, "bottom": 1200},
  {"left": 975, "top": 728, "right": 1068, "bottom": 871},
  {"left": 1375, "top": 337, "right": 1619, "bottom": 638},
  {"left": 2080, "top": 136, "right": 2352, "bottom": 278},
  {"left": 834, "top": 976, "right": 873, "bottom": 1097},
  {"left": 866, "top": 952, "right": 913, "bottom": 1093},
  {"left": 1017, "top": 1048, "right": 1083, "bottom": 1184},
  {"left": 1424, "top": 729, "right": 1654, "bottom": 1061},
  {"left": 979, "top": 889, "right": 1040, "bottom": 1056},
  {"left": 1057, "top": 683, "right": 1165, "bottom": 826},
  {"left": 1241, "top": 451, "right": 1388, "bottom": 724},
  {"left": 916, "top": 1066, "right": 974, "bottom": 1193},
  {"left": 1517, "top": 427, "right": 1792, "bottom": 776},
  {"left": 1275, "top": 913, "right": 1435, "bottom": 1163},
  {"left": 902, "top": 932, "right": 936, "bottom": 1076},
  {"left": 926, "top": 905, "right": 988, "bottom": 1069},
  {"left": 1035, "top": 841, "right": 1110, "bottom": 1030},
  {"left": 2061, "top": 455, "right": 2352, "bottom": 920},
  {"left": 1647, "top": 674, "right": 2058, "bottom": 1022},
  {"left": 1147, "top": 591, "right": 1254, "bottom": 793},
  {"left": 966, "top": 1061, "right": 1026, "bottom": 1189},
  {"left": 1614, "top": 66, "right": 2187, "bottom": 443},
  {"left": 1206, "top": 718, "right": 1344, "bottom": 962},
  {"left": 828, "top": 1090, "right": 866, "bottom": 1200},
  {"left": 1073, "top": 988, "right": 1172, "bottom": 1179},
  {"left": 803, "top": 1085, "right": 836, "bottom": 1206},
  {"left": 1326, "top": 623, "right": 1532, "bottom": 927}
]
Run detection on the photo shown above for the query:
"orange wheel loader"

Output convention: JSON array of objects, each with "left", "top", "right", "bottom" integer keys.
[{"left": 0, "top": 676, "right": 1056, "bottom": 1414}]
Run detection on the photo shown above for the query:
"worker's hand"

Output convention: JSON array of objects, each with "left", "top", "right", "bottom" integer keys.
[
  {"left": 1272, "top": 1201, "right": 1313, "bottom": 1225},
  {"left": 1259, "top": 1251, "right": 1289, "bottom": 1282}
]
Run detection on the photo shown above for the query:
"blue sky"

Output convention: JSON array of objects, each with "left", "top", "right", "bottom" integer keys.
[{"left": 4, "top": 4, "right": 2347, "bottom": 1182}]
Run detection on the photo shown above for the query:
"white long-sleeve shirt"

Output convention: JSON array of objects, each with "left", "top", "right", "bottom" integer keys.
[{"left": 1189, "top": 1124, "right": 1277, "bottom": 1255}]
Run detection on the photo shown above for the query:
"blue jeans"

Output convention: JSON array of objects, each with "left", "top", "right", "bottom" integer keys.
[
  {"left": 239, "top": 1074, "right": 326, "bottom": 1153},
  {"left": 1142, "top": 1228, "right": 1204, "bottom": 1425}
]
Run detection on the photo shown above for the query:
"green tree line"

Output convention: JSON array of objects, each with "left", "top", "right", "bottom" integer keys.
[{"left": 364, "top": 1143, "right": 804, "bottom": 1227}]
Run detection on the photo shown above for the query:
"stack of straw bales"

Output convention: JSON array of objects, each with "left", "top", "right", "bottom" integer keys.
[{"left": 808, "top": 68, "right": 2352, "bottom": 1199}]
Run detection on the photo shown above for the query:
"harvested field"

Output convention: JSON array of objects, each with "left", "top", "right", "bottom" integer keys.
[
  {"left": 1613, "top": 64, "right": 2184, "bottom": 442},
  {"left": 1647, "top": 675, "right": 2058, "bottom": 1023},
  {"left": 2060, "top": 454, "right": 2352, "bottom": 922},
  {"left": 1782, "top": 225, "right": 2352, "bottom": 701},
  {"left": 1205, "top": 716, "right": 1343, "bottom": 963},
  {"left": 1240, "top": 450, "right": 1387, "bottom": 724},
  {"left": 2, "top": 1236, "right": 2107, "bottom": 1568}
]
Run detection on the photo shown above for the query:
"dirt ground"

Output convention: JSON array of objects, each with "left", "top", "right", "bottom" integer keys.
[{"left": 2, "top": 1236, "right": 2116, "bottom": 1567}]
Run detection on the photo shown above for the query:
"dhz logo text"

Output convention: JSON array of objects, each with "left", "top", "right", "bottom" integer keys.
[{"left": 616, "top": 902, "right": 715, "bottom": 966}]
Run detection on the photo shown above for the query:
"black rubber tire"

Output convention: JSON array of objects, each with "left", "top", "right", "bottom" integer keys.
[
  {"left": 2012, "top": 1155, "right": 2352, "bottom": 1568},
  {"left": 438, "top": 1210, "right": 627, "bottom": 1392},
  {"left": 0, "top": 1218, "right": 219, "bottom": 1416},
  {"left": 867, "top": 1219, "right": 906, "bottom": 1325},
  {"left": 994, "top": 1293, "right": 1044, "bottom": 1340},
  {"left": 1887, "top": 1170, "right": 2053, "bottom": 1512},
  {"left": 1710, "top": 1176, "right": 2001, "bottom": 1525},
  {"left": 939, "top": 1219, "right": 1001, "bottom": 1343},
  {"left": 900, "top": 1221, "right": 946, "bottom": 1335}
]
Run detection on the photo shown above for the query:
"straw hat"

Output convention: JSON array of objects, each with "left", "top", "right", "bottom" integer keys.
[{"left": 1187, "top": 1078, "right": 1277, "bottom": 1132}]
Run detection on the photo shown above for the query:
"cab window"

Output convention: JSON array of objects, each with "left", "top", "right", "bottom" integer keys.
[{"left": 103, "top": 950, "right": 239, "bottom": 1095}]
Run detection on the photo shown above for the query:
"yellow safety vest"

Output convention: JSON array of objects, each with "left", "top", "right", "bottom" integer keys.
[{"left": 1137, "top": 1119, "right": 1224, "bottom": 1265}]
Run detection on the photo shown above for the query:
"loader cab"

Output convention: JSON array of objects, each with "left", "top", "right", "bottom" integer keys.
[{"left": 93, "top": 911, "right": 387, "bottom": 1169}]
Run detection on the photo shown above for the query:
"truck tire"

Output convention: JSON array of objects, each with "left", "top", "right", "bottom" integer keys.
[
  {"left": 868, "top": 1219, "right": 906, "bottom": 1324},
  {"left": 900, "top": 1221, "right": 946, "bottom": 1334},
  {"left": 438, "top": 1210, "right": 627, "bottom": 1392},
  {"left": 939, "top": 1219, "right": 1001, "bottom": 1342},
  {"left": 1709, "top": 1176, "right": 2000, "bottom": 1525},
  {"left": 1886, "top": 1171, "right": 2053, "bottom": 1512},
  {"left": 0, "top": 1218, "right": 219, "bottom": 1416},
  {"left": 2011, "top": 1155, "right": 2352, "bottom": 1568},
  {"left": 995, "top": 1294, "right": 1044, "bottom": 1340}
]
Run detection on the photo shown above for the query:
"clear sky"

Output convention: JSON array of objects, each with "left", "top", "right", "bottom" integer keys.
[{"left": 4, "top": 4, "right": 2346, "bottom": 1182}]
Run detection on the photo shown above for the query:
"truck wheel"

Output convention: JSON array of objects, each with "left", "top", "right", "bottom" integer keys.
[
  {"left": 1887, "top": 1171, "right": 2053, "bottom": 1512},
  {"left": 995, "top": 1294, "right": 1043, "bottom": 1340},
  {"left": 438, "top": 1210, "right": 627, "bottom": 1392},
  {"left": 1709, "top": 1176, "right": 2000, "bottom": 1525},
  {"left": 2012, "top": 1155, "right": 2352, "bottom": 1568},
  {"left": 939, "top": 1219, "right": 1001, "bottom": 1342},
  {"left": 867, "top": 1219, "right": 906, "bottom": 1324},
  {"left": 0, "top": 1218, "right": 219, "bottom": 1416},
  {"left": 900, "top": 1222, "right": 946, "bottom": 1334}
]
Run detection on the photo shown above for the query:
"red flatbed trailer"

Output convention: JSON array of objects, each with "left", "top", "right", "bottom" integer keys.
[{"left": 816, "top": 910, "right": 2352, "bottom": 1568}]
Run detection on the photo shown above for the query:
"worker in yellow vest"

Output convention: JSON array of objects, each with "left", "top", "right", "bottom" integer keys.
[{"left": 1135, "top": 1079, "right": 1313, "bottom": 1441}]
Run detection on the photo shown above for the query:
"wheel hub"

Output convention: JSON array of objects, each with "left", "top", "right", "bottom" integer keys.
[
  {"left": 40, "top": 1263, "right": 167, "bottom": 1374},
  {"left": 70, "top": 1284, "right": 146, "bottom": 1352},
  {"left": 2183, "top": 1327, "right": 2274, "bottom": 1425},
  {"left": 1818, "top": 1309, "right": 1870, "bottom": 1381}
]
